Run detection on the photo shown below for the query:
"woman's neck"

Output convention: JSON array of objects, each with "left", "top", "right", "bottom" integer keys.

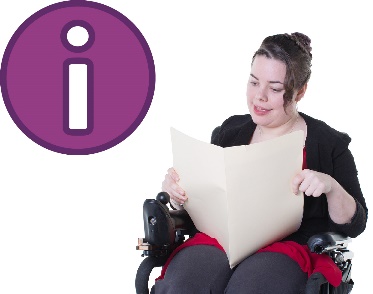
[{"left": 257, "top": 113, "right": 300, "bottom": 140}]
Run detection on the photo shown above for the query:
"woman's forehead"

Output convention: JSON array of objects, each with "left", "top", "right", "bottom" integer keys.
[{"left": 251, "top": 55, "right": 286, "bottom": 82}]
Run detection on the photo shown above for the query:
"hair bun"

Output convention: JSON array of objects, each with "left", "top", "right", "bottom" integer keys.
[{"left": 291, "top": 32, "right": 312, "bottom": 56}]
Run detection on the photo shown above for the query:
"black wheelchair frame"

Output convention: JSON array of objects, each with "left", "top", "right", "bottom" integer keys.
[{"left": 136, "top": 192, "right": 354, "bottom": 294}]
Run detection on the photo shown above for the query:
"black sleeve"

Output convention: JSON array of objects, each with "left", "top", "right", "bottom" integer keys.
[{"left": 328, "top": 147, "right": 368, "bottom": 237}]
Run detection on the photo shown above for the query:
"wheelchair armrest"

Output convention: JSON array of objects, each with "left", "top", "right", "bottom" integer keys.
[
  {"left": 308, "top": 232, "right": 354, "bottom": 274},
  {"left": 307, "top": 232, "right": 351, "bottom": 254}
]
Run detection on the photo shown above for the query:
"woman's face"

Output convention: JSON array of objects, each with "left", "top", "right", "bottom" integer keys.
[{"left": 247, "top": 55, "right": 297, "bottom": 128}]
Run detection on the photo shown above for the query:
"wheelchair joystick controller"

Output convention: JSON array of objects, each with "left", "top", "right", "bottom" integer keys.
[
  {"left": 156, "top": 192, "right": 170, "bottom": 205},
  {"left": 136, "top": 192, "right": 195, "bottom": 258}
]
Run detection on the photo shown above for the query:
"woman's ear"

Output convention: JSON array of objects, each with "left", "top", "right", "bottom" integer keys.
[{"left": 295, "top": 84, "right": 307, "bottom": 102}]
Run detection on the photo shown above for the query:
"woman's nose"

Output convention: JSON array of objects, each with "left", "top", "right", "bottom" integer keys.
[{"left": 255, "top": 87, "right": 268, "bottom": 102}]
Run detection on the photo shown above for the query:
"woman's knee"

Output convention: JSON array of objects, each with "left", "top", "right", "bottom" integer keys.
[
  {"left": 154, "top": 245, "right": 232, "bottom": 294},
  {"left": 225, "top": 252, "right": 308, "bottom": 294}
]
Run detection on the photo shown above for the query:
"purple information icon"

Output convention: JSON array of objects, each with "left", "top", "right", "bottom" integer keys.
[{"left": 1, "top": 0, "right": 155, "bottom": 155}]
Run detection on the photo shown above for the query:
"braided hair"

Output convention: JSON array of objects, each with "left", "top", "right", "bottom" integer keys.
[{"left": 252, "top": 32, "right": 312, "bottom": 107}]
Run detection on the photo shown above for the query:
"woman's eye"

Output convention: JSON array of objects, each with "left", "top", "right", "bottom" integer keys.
[
  {"left": 250, "top": 81, "right": 258, "bottom": 86},
  {"left": 271, "top": 88, "right": 283, "bottom": 93}
]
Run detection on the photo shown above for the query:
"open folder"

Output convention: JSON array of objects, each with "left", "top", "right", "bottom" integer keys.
[{"left": 170, "top": 127, "right": 304, "bottom": 268}]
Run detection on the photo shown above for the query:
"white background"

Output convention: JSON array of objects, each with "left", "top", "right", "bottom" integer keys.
[{"left": 0, "top": 0, "right": 371, "bottom": 293}]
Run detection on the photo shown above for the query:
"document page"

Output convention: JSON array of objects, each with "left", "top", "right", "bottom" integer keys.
[{"left": 171, "top": 128, "right": 304, "bottom": 267}]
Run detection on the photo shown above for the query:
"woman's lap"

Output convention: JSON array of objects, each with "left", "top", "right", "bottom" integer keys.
[
  {"left": 225, "top": 251, "right": 308, "bottom": 294},
  {"left": 153, "top": 246, "right": 308, "bottom": 294}
]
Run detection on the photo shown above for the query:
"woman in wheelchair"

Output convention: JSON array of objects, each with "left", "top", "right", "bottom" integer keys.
[{"left": 155, "top": 32, "right": 368, "bottom": 293}]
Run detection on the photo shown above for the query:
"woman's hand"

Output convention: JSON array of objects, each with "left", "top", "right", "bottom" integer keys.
[
  {"left": 292, "top": 169, "right": 357, "bottom": 224},
  {"left": 162, "top": 167, "right": 187, "bottom": 208},
  {"left": 292, "top": 169, "right": 333, "bottom": 197}
]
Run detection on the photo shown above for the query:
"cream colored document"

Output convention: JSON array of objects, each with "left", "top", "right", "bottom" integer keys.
[{"left": 171, "top": 128, "right": 304, "bottom": 268}]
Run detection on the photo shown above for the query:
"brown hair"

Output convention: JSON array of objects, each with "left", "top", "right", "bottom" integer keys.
[{"left": 252, "top": 32, "right": 312, "bottom": 107}]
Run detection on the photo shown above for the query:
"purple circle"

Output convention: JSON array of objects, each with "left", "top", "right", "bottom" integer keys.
[
  {"left": 1, "top": 1, "right": 156, "bottom": 155},
  {"left": 61, "top": 20, "right": 95, "bottom": 53}
]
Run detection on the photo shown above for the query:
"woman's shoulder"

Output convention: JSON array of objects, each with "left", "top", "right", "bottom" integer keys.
[
  {"left": 301, "top": 112, "right": 351, "bottom": 145},
  {"left": 211, "top": 114, "right": 255, "bottom": 146},
  {"left": 219, "top": 114, "right": 254, "bottom": 131}
]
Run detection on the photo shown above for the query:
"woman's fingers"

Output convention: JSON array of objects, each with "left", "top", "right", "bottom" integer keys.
[
  {"left": 292, "top": 170, "right": 306, "bottom": 194},
  {"left": 162, "top": 168, "right": 186, "bottom": 204},
  {"left": 292, "top": 169, "right": 332, "bottom": 197},
  {"left": 168, "top": 167, "right": 180, "bottom": 182}
]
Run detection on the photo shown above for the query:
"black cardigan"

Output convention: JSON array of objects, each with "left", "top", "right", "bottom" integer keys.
[{"left": 211, "top": 112, "right": 368, "bottom": 244}]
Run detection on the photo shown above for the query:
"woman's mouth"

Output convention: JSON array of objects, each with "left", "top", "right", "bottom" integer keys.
[{"left": 253, "top": 105, "right": 271, "bottom": 115}]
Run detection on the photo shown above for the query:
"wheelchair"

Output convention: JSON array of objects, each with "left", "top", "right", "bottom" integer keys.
[{"left": 135, "top": 192, "right": 354, "bottom": 294}]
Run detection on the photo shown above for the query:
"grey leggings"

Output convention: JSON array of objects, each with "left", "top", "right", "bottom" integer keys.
[{"left": 152, "top": 245, "right": 308, "bottom": 294}]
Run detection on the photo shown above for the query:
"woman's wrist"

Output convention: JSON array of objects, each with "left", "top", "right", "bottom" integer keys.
[{"left": 326, "top": 179, "right": 357, "bottom": 224}]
